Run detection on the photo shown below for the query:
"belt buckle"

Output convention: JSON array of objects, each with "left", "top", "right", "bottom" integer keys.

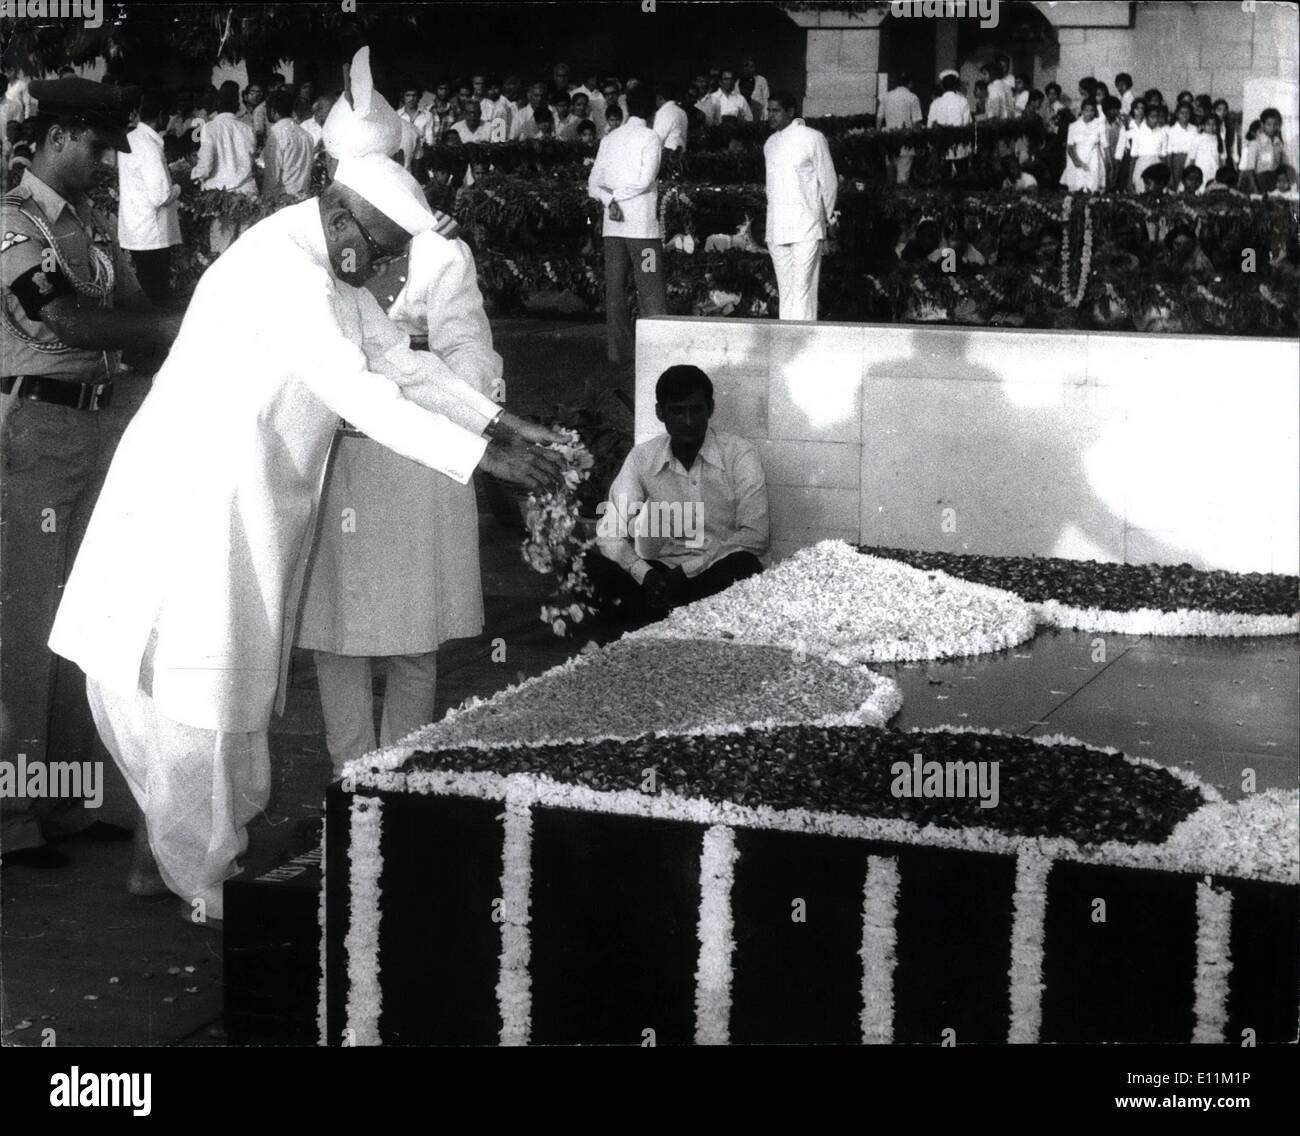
[{"left": 80, "top": 383, "right": 109, "bottom": 411}]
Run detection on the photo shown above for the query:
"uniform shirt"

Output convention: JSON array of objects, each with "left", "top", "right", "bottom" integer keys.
[
  {"left": 653, "top": 100, "right": 689, "bottom": 151},
  {"left": 263, "top": 117, "right": 315, "bottom": 196},
  {"left": 1193, "top": 132, "right": 1224, "bottom": 182},
  {"left": 1117, "top": 120, "right": 1166, "bottom": 160},
  {"left": 703, "top": 88, "right": 753, "bottom": 125},
  {"left": 879, "top": 85, "right": 922, "bottom": 130},
  {"left": 763, "top": 118, "right": 837, "bottom": 245},
  {"left": 587, "top": 115, "right": 663, "bottom": 240},
  {"left": 117, "top": 122, "right": 180, "bottom": 251},
  {"left": 2, "top": 169, "right": 118, "bottom": 380},
  {"left": 1166, "top": 121, "right": 1200, "bottom": 158},
  {"left": 191, "top": 111, "right": 257, "bottom": 195},
  {"left": 597, "top": 427, "right": 769, "bottom": 582}
]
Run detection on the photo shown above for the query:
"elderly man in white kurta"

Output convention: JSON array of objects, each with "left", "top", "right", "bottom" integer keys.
[
  {"left": 762, "top": 92, "right": 838, "bottom": 321},
  {"left": 48, "top": 156, "right": 564, "bottom": 923}
]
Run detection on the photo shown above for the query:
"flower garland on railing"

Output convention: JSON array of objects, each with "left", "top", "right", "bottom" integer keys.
[{"left": 520, "top": 429, "right": 599, "bottom": 637}]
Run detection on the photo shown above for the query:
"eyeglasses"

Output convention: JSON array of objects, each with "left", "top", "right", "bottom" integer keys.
[{"left": 346, "top": 210, "right": 402, "bottom": 270}]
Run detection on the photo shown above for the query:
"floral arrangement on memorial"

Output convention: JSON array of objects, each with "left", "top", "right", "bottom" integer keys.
[
  {"left": 144, "top": 145, "right": 1298, "bottom": 336},
  {"left": 519, "top": 428, "right": 598, "bottom": 637},
  {"left": 330, "top": 537, "right": 1299, "bottom": 1046}
]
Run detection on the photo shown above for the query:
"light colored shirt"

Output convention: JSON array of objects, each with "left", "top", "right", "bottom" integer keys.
[
  {"left": 262, "top": 117, "right": 315, "bottom": 196},
  {"left": 451, "top": 119, "right": 498, "bottom": 144},
  {"left": 763, "top": 118, "right": 838, "bottom": 245},
  {"left": 749, "top": 73, "right": 770, "bottom": 110},
  {"left": 1116, "top": 120, "right": 1166, "bottom": 160},
  {"left": 1119, "top": 89, "right": 1134, "bottom": 115},
  {"left": 117, "top": 122, "right": 180, "bottom": 250},
  {"left": 301, "top": 118, "right": 325, "bottom": 147},
  {"left": 191, "top": 111, "right": 257, "bottom": 195},
  {"left": 553, "top": 112, "right": 582, "bottom": 142},
  {"left": 587, "top": 115, "right": 663, "bottom": 240},
  {"left": 481, "top": 96, "right": 513, "bottom": 137},
  {"left": 879, "top": 85, "right": 922, "bottom": 131},
  {"left": 1166, "top": 121, "right": 1199, "bottom": 158},
  {"left": 597, "top": 428, "right": 769, "bottom": 582},
  {"left": 653, "top": 100, "right": 689, "bottom": 151},
  {"left": 1242, "top": 134, "right": 1286, "bottom": 174},
  {"left": 1193, "top": 132, "right": 1224, "bottom": 182},
  {"left": 985, "top": 77, "right": 1014, "bottom": 120},
  {"left": 1015, "top": 89, "right": 1030, "bottom": 112},
  {"left": 509, "top": 104, "right": 542, "bottom": 141},
  {"left": 703, "top": 88, "right": 753, "bottom": 126}
]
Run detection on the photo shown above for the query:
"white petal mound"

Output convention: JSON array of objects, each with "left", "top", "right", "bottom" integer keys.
[
  {"left": 631, "top": 540, "right": 1038, "bottom": 663},
  {"left": 396, "top": 638, "right": 901, "bottom": 752}
]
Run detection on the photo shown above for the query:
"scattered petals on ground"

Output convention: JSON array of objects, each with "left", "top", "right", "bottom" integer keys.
[
  {"left": 630, "top": 540, "right": 1038, "bottom": 662},
  {"left": 861, "top": 546, "right": 1300, "bottom": 635},
  {"left": 398, "top": 638, "right": 901, "bottom": 751}
]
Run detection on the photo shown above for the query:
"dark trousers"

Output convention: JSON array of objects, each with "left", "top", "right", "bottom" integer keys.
[
  {"left": 585, "top": 549, "right": 763, "bottom": 626},
  {"left": 0, "top": 384, "right": 145, "bottom": 852},
  {"left": 603, "top": 235, "right": 668, "bottom": 365},
  {"left": 129, "top": 247, "right": 172, "bottom": 307}
]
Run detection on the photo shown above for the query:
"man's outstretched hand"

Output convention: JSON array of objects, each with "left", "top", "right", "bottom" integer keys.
[
  {"left": 479, "top": 436, "right": 568, "bottom": 496},
  {"left": 492, "top": 411, "right": 571, "bottom": 448}
]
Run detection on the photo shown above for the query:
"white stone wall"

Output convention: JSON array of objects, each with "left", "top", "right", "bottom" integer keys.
[{"left": 635, "top": 317, "right": 1300, "bottom": 574}]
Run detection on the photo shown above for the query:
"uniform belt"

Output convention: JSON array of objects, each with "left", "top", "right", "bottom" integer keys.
[{"left": 1, "top": 375, "right": 114, "bottom": 411}]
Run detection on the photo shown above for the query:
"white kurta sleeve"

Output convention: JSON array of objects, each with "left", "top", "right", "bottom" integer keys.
[{"left": 294, "top": 278, "right": 487, "bottom": 484}]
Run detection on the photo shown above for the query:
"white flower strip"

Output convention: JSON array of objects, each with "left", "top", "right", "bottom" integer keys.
[
  {"left": 694, "top": 825, "right": 738, "bottom": 1045},
  {"left": 316, "top": 821, "right": 328, "bottom": 1046},
  {"left": 497, "top": 780, "right": 534, "bottom": 1047},
  {"left": 859, "top": 855, "right": 900, "bottom": 1045},
  {"left": 1191, "top": 881, "right": 1234, "bottom": 1044},
  {"left": 1007, "top": 850, "right": 1051, "bottom": 1044},
  {"left": 349, "top": 749, "right": 1297, "bottom": 886},
  {"left": 1035, "top": 599, "right": 1299, "bottom": 638},
  {"left": 343, "top": 797, "right": 384, "bottom": 1046},
  {"left": 629, "top": 541, "right": 1038, "bottom": 663}
]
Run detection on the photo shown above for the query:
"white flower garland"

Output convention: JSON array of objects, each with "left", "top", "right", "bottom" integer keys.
[
  {"left": 694, "top": 825, "right": 738, "bottom": 1045},
  {"left": 343, "top": 797, "right": 384, "bottom": 1046},
  {"left": 1035, "top": 599, "right": 1299, "bottom": 638},
  {"left": 316, "top": 818, "right": 328, "bottom": 1046},
  {"left": 347, "top": 730, "right": 1297, "bottom": 885},
  {"left": 630, "top": 541, "right": 1038, "bottom": 664},
  {"left": 859, "top": 855, "right": 900, "bottom": 1045},
  {"left": 1191, "top": 880, "right": 1233, "bottom": 1044},
  {"left": 497, "top": 780, "right": 534, "bottom": 1046},
  {"left": 1007, "top": 849, "right": 1051, "bottom": 1044}
]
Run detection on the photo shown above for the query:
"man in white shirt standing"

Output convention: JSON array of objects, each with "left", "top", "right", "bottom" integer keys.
[
  {"left": 741, "top": 58, "right": 770, "bottom": 117},
  {"left": 118, "top": 90, "right": 181, "bottom": 306},
  {"left": 301, "top": 94, "right": 332, "bottom": 149},
  {"left": 587, "top": 83, "right": 667, "bottom": 366},
  {"left": 926, "top": 70, "right": 973, "bottom": 171},
  {"left": 397, "top": 86, "right": 432, "bottom": 163},
  {"left": 703, "top": 68, "right": 753, "bottom": 126},
  {"left": 262, "top": 88, "right": 315, "bottom": 196},
  {"left": 190, "top": 82, "right": 256, "bottom": 195},
  {"left": 653, "top": 88, "right": 688, "bottom": 174},
  {"left": 763, "top": 91, "right": 837, "bottom": 322},
  {"left": 879, "top": 72, "right": 922, "bottom": 184}
]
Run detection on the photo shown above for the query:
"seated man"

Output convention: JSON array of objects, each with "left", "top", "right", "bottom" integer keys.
[{"left": 588, "top": 364, "right": 768, "bottom": 622}]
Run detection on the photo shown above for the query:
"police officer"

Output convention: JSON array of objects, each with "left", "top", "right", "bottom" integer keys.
[{"left": 1, "top": 78, "right": 182, "bottom": 868}]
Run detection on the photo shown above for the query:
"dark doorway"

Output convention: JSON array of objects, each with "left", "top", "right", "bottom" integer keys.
[{"left": 879, "top": 13, "right": 939, "bottom": 106}]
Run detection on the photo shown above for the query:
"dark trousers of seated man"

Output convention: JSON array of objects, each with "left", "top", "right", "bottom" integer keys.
[{"left": 585, "top": 549, "right": 763, "bottom": 625}]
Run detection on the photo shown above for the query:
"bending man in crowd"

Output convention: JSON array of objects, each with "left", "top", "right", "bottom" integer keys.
[
  {"left": 48, "top": 154, "right": 566, "bottom": 924},
  {"left": 589, "top": 364, "right": 768, "bottom": 624}
]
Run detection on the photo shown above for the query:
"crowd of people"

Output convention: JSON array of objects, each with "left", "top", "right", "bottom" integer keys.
[{"left": 880, "top": 58, "right": 1294, "bottom": 196}]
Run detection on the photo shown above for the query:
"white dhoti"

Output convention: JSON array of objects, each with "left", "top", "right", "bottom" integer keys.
[
  {"left": 769, "top": 239, "right": 823, "bottom": 321},
  {"left": 85, "top": 678, "right": 270, "bottom": 920}
]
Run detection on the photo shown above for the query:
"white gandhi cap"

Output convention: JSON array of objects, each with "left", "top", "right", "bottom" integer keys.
[{"left": 332, "top": 153, "right": 434, "bottom": 237}]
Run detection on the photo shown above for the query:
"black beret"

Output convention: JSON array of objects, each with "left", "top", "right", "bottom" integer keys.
[{"left": 29, "top": 78, "right": 141, "bottom": 151}]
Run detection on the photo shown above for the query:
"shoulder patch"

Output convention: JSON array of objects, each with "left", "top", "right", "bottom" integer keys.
[{"left": 0, "top": 231, "right": 31, "bottom": 254}]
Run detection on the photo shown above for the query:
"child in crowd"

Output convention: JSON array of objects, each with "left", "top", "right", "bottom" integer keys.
[
  {"left": 1101, "top": 96, "right": 1125, "bottom": 189},
  {"left": 1140, "top": 161, "right": 1172, "bottom": 195},
  {"left": 1165, "top": 100, "right": 1199, "bottom": 184},
  {"left": 1001, "top": 154, "right": 1038, "bottom": 192},
  {"left": 1043, "top": 82, "right": 1064, "bottom": 118},
  {"left": 1239, "top": 107, "right": 1292, "bottom": 193},
  {"left": 1115, "top": 72, "right": 1134, "bottom": 115},
  {"left": 1180, "top": 164, "right": 1204, "bottom": 195},
  {"left": 603, "top": 102, "right": 623, "bottom": 132},
  {"left": 1193, "top": 112, "right": 1224, "bottom": 186}
]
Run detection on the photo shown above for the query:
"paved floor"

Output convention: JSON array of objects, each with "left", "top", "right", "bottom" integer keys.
[{"left": 1, "top": 320, "right": 1295, "bottom": 1047}]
